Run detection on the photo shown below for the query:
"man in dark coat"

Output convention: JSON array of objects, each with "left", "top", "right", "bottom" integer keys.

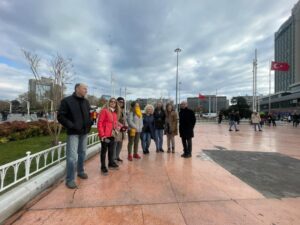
[
  {"left": 58, "top": 83, "right": 93, "bottom": 189},
  {"left": 228, "top": 110, "right": 239, "bottom": 131},
  {"left": 179, "top": 101, "right": 196, "bottom": 158}
]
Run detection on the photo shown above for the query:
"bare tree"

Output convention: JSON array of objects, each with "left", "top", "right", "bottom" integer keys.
[{"left": 23, "top": 50, "right": 74, "bottom": 145}]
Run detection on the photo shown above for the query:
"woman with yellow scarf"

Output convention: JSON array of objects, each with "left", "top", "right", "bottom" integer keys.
[{"left": 127, "top": 101, "right": 143, "bottom": 161}]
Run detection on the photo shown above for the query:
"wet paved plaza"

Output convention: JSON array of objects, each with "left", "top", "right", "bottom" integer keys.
[{"left": 6, "top": 123, "right": 300, "bottom": 225}]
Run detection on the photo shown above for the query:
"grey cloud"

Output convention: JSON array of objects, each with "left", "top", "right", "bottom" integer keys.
[{"left": 0, "top": 0, "right": 298, "bottom": 100}]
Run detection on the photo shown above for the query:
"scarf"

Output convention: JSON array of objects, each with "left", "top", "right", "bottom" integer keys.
[{"left": 135, "top": 106, "right": 142, "bottom": 118}]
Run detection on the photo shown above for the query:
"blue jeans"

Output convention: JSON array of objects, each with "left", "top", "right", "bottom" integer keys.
[
  {"left": 113, "top": 141, "right": 123, "bottom": 160},
  {"left": 155, "top": 129, "right": 164, "bottom": 150},
  {"left": 66, "top": 134, "right": 87, "bottom": 183},
  {"left": 229, "top": 120, "right": 238, "bottom": 131},
  {"left": 253, "top": 123, "right": 261, "bottom": 131},
  {"left": 141, "top": 132, "right": 152, "bottom": 152}
]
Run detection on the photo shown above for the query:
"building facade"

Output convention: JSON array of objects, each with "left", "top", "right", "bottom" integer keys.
[
  {"left": 260, "top": 92, "right": 300, "bottom": 114},
  {"left": 187, "top": 96, "right": 228, "bottom": 113},
  {"left": 275, "top": 1, "right": 300, "bottom": 93},
  {"left": 28, "top": 77, "right": 54, "bottom": 102},
  {"left": 136, "top": 98, "right": 173, "bottom": 110}
]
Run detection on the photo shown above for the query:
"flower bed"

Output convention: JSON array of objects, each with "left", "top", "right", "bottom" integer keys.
[{"left": 0, "top": 120, "right": 60, "bottom": 143}]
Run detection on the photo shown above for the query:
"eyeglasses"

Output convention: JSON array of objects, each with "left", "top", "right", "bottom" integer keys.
[
  {"left": 110, "top": 100, "right": 116, "bottom": 103},
  {"left": 118, "top": 101, "right": 124, "bottom": 103}
]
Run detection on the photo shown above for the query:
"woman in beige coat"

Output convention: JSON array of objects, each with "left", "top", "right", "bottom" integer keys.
[
  {"left": 251, "top": 111, "right": 262, "bottom": 131},
  {"left": 165, "top": 103, "right": 178, "bottom": 153}
]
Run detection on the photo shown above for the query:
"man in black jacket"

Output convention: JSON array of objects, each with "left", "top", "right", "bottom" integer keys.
[
  {"left": 58, "top": 83, "right": 93, "bottom": 189},
  {"left": 179, "top": 101, "right": 196, "bottom": 158}
]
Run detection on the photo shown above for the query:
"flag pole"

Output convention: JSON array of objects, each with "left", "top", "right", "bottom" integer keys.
[
  {"left": 268, "top": 61, "right": 272, "bottom": 114},
  {"left": 252, "top": 49, "right": 257, "bottom": 112},
  {"left": 215, "top": 89, "right": 218, "bottom": 114}
]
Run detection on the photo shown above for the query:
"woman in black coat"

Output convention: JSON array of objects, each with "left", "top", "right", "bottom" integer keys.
[{"left": 179, "top": 101, "right": 196, "bottom": 158}]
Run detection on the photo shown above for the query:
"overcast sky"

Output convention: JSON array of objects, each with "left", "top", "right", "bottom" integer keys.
[{"left": 0, "top": 0, "right": 298, "bottom": 101}]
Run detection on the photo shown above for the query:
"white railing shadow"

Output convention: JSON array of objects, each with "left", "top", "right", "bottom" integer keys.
[{"left": 0, "top": 132, "right": 100, "bottom": 193}]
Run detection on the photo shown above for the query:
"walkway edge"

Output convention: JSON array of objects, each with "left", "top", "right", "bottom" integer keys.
[{"left": 0, "top": 143, "right": 100, "bottom": 225}]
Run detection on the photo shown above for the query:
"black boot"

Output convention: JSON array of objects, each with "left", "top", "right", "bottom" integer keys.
[{"left": 101, "top": 166, "right": 108, "bottom": 174}]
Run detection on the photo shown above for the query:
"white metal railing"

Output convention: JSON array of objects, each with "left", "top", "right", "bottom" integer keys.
[{"left": 0, "top": 132, "right": 100, "bottom": 193}]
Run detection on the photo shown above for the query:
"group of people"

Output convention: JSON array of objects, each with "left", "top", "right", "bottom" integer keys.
[
  {"left": 58, "top": 83, "right": 196, "bottom": 189},
  {"left": 227, "top": 110, "right": 278, "bottom": 132},
  {"left": 96, "top": 98, "right": 196, "bottom": 175}
]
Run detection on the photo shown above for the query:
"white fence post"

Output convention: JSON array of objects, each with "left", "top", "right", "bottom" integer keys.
[
  {"left": 58, "top": 141, "right": 62, "bottom": 162},
  {"left": 91, "top": 132, "right": 94, "bottom": 144},
  {"left": 0, "top": 132, "right": 98, "bottom": 193},
  {"left": 25, "top": 151, "right": 31, "bottom": 180}
]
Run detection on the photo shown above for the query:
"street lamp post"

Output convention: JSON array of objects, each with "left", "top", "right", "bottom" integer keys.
[
  {"left": 215, "top": 89, "right": 218, "bottom": 114},
  {"left": 45, "top": 98, "right": 54, "bottom": 119},
  {"left": 179, "top": 81, "right": 182, "bottom": 105},
  {"left": 25, "top": 101, "right": 30, "bottom": 115},
  {"left": 174, "top": 48, "right": 182, "bottom": 112},
  {"left": 253, "top": 49, "right": 258, "bottom": 112},
  {"left": 124, "top": 87, "right": 132, "bottom": 114},
  {"left": 6, "top": 101, "right": 12, "bottom": 113}
]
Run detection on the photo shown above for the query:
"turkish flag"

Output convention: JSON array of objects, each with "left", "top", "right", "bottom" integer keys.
[
  {"left": 198, "top": 93, "right": 206, "bottom": 100},
  {"left": 271, "top": 61, "right": 290, "bottom": 71}
]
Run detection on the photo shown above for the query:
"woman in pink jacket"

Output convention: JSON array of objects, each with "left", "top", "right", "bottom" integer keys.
[{"left": 97, "top": 98, "right": 121, "bottom": 174}]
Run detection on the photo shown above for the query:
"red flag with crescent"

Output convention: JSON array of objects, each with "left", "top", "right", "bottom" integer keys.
[
  {"left": 198, "top": 93, "right": 206, "bottom": 100},
  {"left": 271, "top": 61, "right": 290, "bottom": 71}
]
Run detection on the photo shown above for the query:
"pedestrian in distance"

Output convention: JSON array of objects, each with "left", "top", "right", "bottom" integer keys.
[
  {"left": 91, "top": 110, "right": 97, "bottom": 125},
  {"left": 228, "top": 110, "right": 239, "bottom": 132},
  {"left": 235, "top": 111, "right": 240, "bottom": 125},
  {"left": 218, "top": 112, "right": 223, "bottom": 124},
  {"left": 251, "top": 111, "right": 262, "bottom": 131}
]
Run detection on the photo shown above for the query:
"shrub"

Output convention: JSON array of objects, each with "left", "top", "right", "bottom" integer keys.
[{"left": 0, "top": 119, "right": 63, "bottom": 143}]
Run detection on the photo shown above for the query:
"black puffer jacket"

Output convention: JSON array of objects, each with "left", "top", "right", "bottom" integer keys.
[
  {"left": 58, "top": 93, "right": 93, "bottom": 135},
  {"left": 153, "top": 108, "right": 166, "bottom": 129}
]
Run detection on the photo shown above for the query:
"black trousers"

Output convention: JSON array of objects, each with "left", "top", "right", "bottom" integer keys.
[
  {"left": 181, "top": 137, "right": 192, "bottom": 155},
  {"left": 100, "top": 138, "right": 115, "bottom": 168}
]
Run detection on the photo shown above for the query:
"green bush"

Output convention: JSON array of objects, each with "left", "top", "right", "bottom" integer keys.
[{"left": 0, "top": 120, "right": 63, "bottom": 143}]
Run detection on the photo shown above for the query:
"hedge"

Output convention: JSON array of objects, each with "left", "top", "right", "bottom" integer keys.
[{"left": 0, "top": 120, "right": 62, "bottom": 143}]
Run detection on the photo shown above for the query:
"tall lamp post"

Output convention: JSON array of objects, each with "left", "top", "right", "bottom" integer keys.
[
  {"left": 179, "top": 81, "right": 182, "bottom": 105},
  {"left": 252, "top": 49, "right": 258, "bottom": 112},
  {"left": 174, "top": 48, "right": 182, "bottom": 112},
  {"left": 45, "top": 98, "right": 54, "bottom": 119},
  {"left": 25, "top": 101, "right": 30, "bottom": 115},
  {"left": 124, "top": 87, "right": 132, "bottom": 114},
  {"left": 6, "top": 101, "right": 12, "bottom": 113}
]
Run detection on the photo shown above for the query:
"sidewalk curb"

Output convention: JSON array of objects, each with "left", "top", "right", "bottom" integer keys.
[{"left": 0, "top": 143, "right": 100, "bottom": 225}]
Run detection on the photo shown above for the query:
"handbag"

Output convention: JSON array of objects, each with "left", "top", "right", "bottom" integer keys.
[
  {"left": 112, "top": 128, "right": 119, "bottom": 138},
  {"left": 109, "top": 110, "right": 120, "bottom": 139}
]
